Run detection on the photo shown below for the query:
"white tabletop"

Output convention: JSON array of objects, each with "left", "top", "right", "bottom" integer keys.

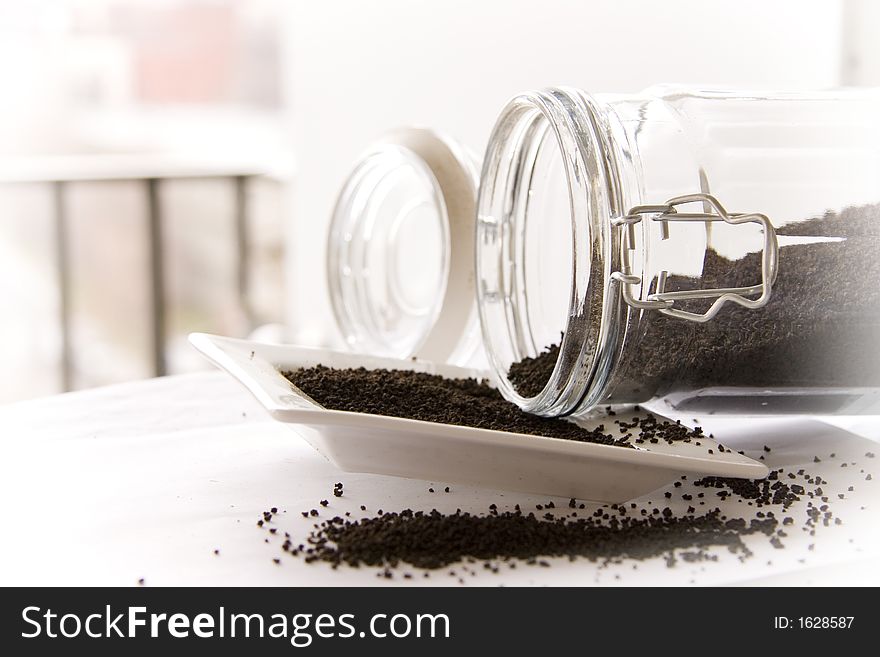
[{"left": 1, "top": 371, "right": 878, "bottom": 586}]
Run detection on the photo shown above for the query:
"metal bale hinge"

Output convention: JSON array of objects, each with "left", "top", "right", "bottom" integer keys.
[{"left": 610, "top": 193, "right": 779, "bottom": 323}]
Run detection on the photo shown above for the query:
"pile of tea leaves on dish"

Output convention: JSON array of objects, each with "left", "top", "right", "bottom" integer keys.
[{"left": 282, "top": 365, "right": 702, "bottom": 448}]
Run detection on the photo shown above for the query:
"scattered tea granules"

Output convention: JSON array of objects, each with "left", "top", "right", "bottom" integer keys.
[
  {"left": 255, "top": 453, "right": 867, "bottom": 580},
  {"left": 290, "top": 506, "right": 772, "bottom": 571},
  {"left": 285, "top": 365, "right": 655, "bottom": 447}
]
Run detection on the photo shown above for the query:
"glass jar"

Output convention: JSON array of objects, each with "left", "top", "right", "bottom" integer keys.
[
  {"left": 476, "top": 86, "right": 880, "bottom": 416},
  {"left": 327, "top": 128, "right": 483, "bottom": 366}
]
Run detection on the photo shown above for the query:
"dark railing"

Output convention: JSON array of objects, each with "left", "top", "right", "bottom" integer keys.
[{"left": 1, "top": 154, "right": 290, "bottom": 392}]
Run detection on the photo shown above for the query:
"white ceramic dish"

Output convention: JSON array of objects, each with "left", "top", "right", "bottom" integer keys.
[{"left": 189, "top": 333, "right": 768, "bottom": 502}]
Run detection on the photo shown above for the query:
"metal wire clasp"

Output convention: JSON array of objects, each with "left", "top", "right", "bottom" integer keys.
[{"left": 610, "top": 193, "right": 779, "bottom": 323}]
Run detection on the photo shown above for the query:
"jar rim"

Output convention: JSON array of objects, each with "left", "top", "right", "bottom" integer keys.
[{"left": 475, "top": 88, "right": 627, "bottom": 416}]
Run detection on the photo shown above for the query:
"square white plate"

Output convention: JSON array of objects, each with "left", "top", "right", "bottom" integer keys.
[{"left": 189, "top": 333, "right": 768, "bottom": 502}]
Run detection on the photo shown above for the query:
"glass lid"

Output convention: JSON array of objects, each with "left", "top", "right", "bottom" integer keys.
[{"left": 327, "top": 128, "right": 480, "bottom": 362}]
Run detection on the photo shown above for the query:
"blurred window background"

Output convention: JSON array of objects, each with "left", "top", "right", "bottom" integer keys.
[
  {"left": 1, "top": 0, "right": 878, "bottom": 403},
  {"left": 0, "top": 0, "right": 289, "bottom": 402}
]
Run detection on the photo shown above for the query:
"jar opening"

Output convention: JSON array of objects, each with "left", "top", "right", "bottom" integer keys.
[{"left": 476, "top": 89, "right": 627, "bottom": 416}]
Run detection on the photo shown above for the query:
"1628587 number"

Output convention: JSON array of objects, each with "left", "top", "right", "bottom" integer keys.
[{"left": 798, "top": 617, "right": 854, "bottom": 629}]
